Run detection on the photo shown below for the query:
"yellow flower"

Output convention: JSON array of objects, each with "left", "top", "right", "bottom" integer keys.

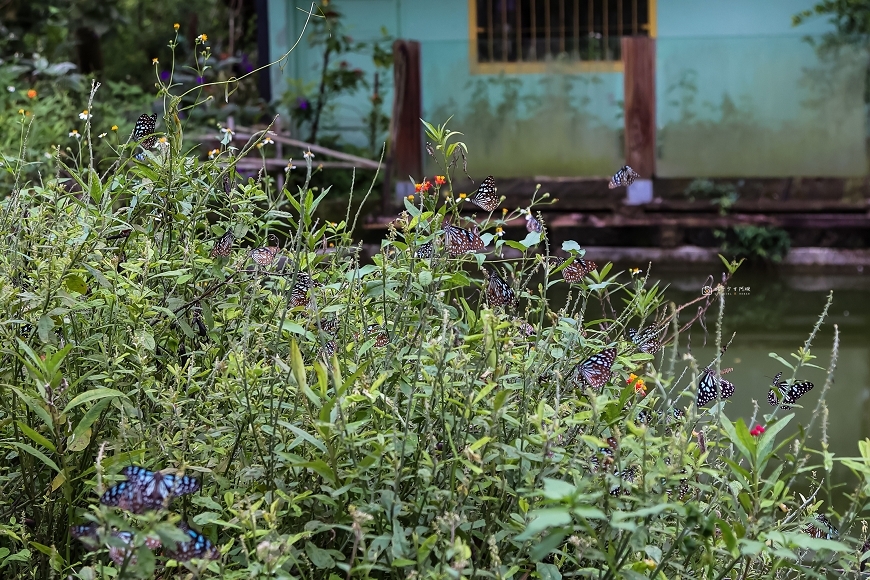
[
  {"left": 626, "top": 373, "right": 638, "bottom": 384},
  {"left": 111, "top": 125, "right": 118, "bottom": 131},
  {"left": 78, "top": 110, "right": 91, "bottom": 120},
  {"left": 152, "top": 57, "right": 159, "bottom": 65},
  {"left": 407, "top": 194, "right": 415, "bottom": 201},
  {"left": 173, "top": 23, "right": 180, "bottom": 30},
  {"left": 18, "top": 109, "right": 24, "bottom": 115},
  {"left": 197, "top": 33, "right": 208, "bottom": 43},
  {"left": 459, "top": 192, "right": 467, "bottom": 199},
  {"left": 502, "top": 208, "right": 508, "bottom": 214}
]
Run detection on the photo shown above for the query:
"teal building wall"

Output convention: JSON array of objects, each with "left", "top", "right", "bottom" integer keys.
[{"left": 267, "top": 0, "right": 868, "bottom": 178}]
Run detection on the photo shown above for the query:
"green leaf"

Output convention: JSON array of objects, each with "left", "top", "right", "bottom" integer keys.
[
  {"left": 64, "top": 274, "right": 88, "bottom": 294},
  {"left": 536, "top": 562, "right": 562, "bottom": 580},
  {"left": 305, "top": 542, "right": 335, "bottom": 569},
  {"left": 768, "top": 352, "right": 794, "bottom": 370},
  {"left": 561, "top": 240, "right": 583, "bottom": 253},
  {"left": 519, "top": 231, "right": 541, "bottom": 248},
  {"left": 72, "top": 397, "right": 112, "bottom": 440},
  {"left": 62, "top": 388, "right": 126, "bottom": 415},
  {"left": 515, "top": 508, "right": 571, "bottom": 541},
  {"left": 15, "top": 421, "right": 55, "bottom": 452},
  {"left": 719, "top": 415, "right": 754, "bottom": 463},
  {"left": 7, "top": 442, "right": 60, "bottom": 472},
  {"left": 11, "top": 388, "right": 53, "bottom": 430},
  {"left": 541, "top": 478, "right": 576, "bottom": 500},
  {"left": 37, "top": 314, "right": 55, "bottom": 343}
]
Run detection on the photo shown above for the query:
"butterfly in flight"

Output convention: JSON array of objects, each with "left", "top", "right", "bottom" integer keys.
[
  {"left": 163, "top": 522, "right": 220, "bottom": 561},
  {"left": 443, "top": 222, "right": 484, "bottom": 256},
  {"left": 628, "top": 325, "right": 664, "bottom": 354},
  {"left": 289, "top": 272, "right": 319, "bottom": 308},
  {"left": 570, "top": 347, "right": 617, "bottom": 390},
  {"left": 608, "top": 165, "right": 639, "bottom": 189},
  {"left": 100, "top": 465, "right": 200, "bottom": 514},
  {"left": 767, "top": 372, "right": 814, "bottom": 410},
  {"left": 132, "top": 113, "right": 158, "bottom": 161},
  {"left": 483, "top": 266, "right": 516, "bottom": 308},
  {"left": 414, "top": 240, "right": 433, "bottom": 259},
  {"left": 525, "top": 212, "right": 542, "bottom": 233},
  {"left": 249, "top": 234, "right": 280, "bottom": 267},
  {"left": 549, "top": 256, "right": 596, "bottom": 284},
  {"left": 696, "top": 367, "right": 736, "bottom": 407},
  {"left": 804, "top": 514, "right": 838, "bottom": 540},
  {"left": 210, "top": 231, "right": 234, "bottom": 258},
  {"left": 468, "top": 176, "right": 499, "bottom": 211}
]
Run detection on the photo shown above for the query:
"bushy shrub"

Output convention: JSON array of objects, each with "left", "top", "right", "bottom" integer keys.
[{"left": 0, "top": 93, "right": 866, "bottom": 580}]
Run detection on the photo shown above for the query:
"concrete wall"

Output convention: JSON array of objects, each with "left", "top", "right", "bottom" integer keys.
[{"left": 268, "top": 0, "right": 868, "bottom": 178}]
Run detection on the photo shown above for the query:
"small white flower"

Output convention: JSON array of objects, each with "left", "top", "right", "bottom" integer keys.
[
  {"left": 98, "top": 132, "right": 107, "bottom": 138},
  {"left": 220, "top": 127, "right": 235, "bottom": 136},
  {"left": 303, "top": 149, "right": 314, "bottom": 160},
  {"left": 69, "top": 130, "right": 81, "bottom": 138},
  {"left": 262, "top": 137, "right": 274, "bottom": 145},
  {"left": 78, "top": 110, "right": 91, "bottom": 120},
  {"left": 286, "top": 158, "right": 296, "bottom": 171},
  {"left": 6, "top": 86, "right": 15, "bottom": 93}
]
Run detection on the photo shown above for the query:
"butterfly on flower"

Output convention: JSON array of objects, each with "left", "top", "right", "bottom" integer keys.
[
  {"left": 210, "top": 230, "right": 234, "bottom": 258},
  {"left": 608, "top": 165, "right": 639, "bottom": 189},
  {"left": 289, "top": 272, "right": 319, "bottom": 308},
  {"left": 767, "top": 371, "right": 814, "bottom": 410},
  {"left": 100, "top": 465, "right": 201, "bottom": 514},
  {"left": 414, "top": 240, "right": 433, "bottom": 259},
  {"left": 628, "top": 325, "right": 664, "bottom": 354},
  {"left": 249, "top": 234, "right": 280, "bottom": 267},
  {"left": 483, "top": 266, "right": 516, "bottom": 309},
  {"left": 525, "top": 212, "right": 542, "bottom": 233},
  {"left": 548, "top": 256, "right": 596, "bottom": 284},
  {"left": 468, "top": 175, "right": 499, "bottom": 211},
  {"left": 696, "top": 367, "right": 736, "bottom": 407},
  {"left": 164, "top": 522, "right": 220, "bottom": 562},
  {"left": 804, "top": 514, "right": 838, "bottom": 539},
  {"left": 443, "top": 222, "right": 484, "bottom": 256},
  {"left": 132, "top": 113, "right": 157, "bottom": 161},
  {"left": 570, "top": 347, "right": 617, "bottom": 390}
]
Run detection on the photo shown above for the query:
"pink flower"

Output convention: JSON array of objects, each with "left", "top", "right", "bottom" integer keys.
[{"left": 750, "top": 425, "right": 766, "bottom": 437}]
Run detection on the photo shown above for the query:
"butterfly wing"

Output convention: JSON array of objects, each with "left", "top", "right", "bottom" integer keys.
[
  {"left": 132, "top": 114, "right": 158, "bottom": 150},
  {"left": 443, "top": 223, "right": 484, "bottom": 256},
  {"left": 210, "top": 231, "right": 234, "bottom": 258},
  {"left": 468, "top": 176, "right": 498, "bottom": 211},
  {"left": 484, "top": 268, "right": 516, "bottom": 308},
  {"left": 165, "top": 525, "right": 220, "bottom": 561},
  {"left": 414, "top": 241, "right": 433, "bottom": 258},
  {"left": 783, "top": 380, "right": 814, "bottom": 407},
  {"left": 562, "top": 257, "right": 596, "bottom": 283},
  {"left": 608, "top": 165, "right": 639, "bottom": 189},
  {"left": 250, "top": 247, "right": 277, "bottom": 266},
  {"left": 526, "top": 214, "right": 542, "bottom": 233},
  {"left": 697, "top": 369, "right": 736, "bottom": 407},
  {"left": 575, "top": 347, "right": 616, "bottom": 390}
]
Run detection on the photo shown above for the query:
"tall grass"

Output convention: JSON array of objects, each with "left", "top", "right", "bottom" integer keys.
[{"left": 1, "top": 41, "right": 869, "bottom": 580}]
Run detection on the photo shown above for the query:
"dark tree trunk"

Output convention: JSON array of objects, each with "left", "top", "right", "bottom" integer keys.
[
  {"left": 308, "top": 46, "right": 332, "bottom": 144},
  {"left": 76, "top": 27, "right": 104, "bottom": 75}
]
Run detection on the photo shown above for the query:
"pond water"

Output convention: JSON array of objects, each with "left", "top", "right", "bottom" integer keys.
[{"left": 596, "top": 263, "right": 870, "bottom": 511}]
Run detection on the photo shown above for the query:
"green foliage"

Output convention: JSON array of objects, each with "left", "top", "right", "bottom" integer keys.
[
  {"left": 683, "top": 178, "right": 740, "bottom": 215},
  {"left": 0, "top": 94, "right": 865, "bottom": 580},
  {"left": 717, "top": 225, "right": 792, "bottom": 263}
]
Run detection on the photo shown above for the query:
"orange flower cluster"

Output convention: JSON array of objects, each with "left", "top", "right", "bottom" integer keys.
[{"left": 626, "top": 373, "right": 646, "bottom": 396}]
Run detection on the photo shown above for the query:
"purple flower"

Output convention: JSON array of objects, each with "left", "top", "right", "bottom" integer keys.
[
  {"left": 159, "top": 70, "right": 171, "bottom": 81},
  {"left": 240, "top": 53, "right": 254, "bottom": 74},
  {"left": 196, "top": 76, "right": 205, "bottom": 84},
  {"left": 297, "top": 97, "right": 309, "bottom": 110}
]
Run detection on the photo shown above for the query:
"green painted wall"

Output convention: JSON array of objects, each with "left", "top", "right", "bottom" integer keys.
[{"left": 268, "top": 0, "right": 869, "bottom": 178}]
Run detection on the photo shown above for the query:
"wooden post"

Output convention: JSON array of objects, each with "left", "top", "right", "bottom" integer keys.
[
  {"left": 383, "top": 39, "right": 422, "bottom": 213},
  {"left": 622, "top": 37, "right": 656, "bottom": 179}
]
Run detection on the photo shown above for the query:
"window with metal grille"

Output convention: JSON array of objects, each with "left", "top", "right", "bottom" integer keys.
[{"left": 473, "top": 0, "right": 651, "bottom": 66}]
